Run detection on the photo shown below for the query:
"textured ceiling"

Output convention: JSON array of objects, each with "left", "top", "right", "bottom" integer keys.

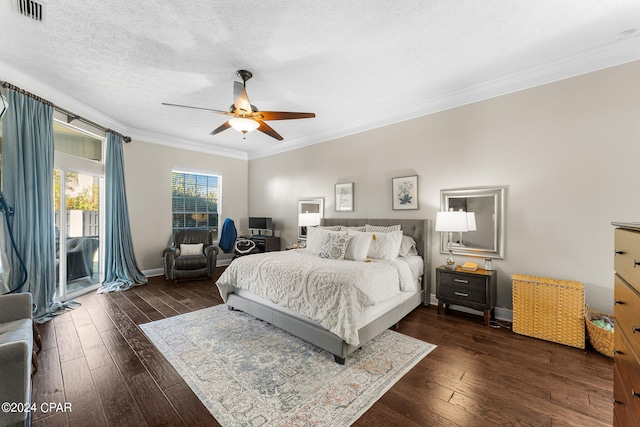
[{"left": 1, "top": 0, "right": 639, "bottom": 160}]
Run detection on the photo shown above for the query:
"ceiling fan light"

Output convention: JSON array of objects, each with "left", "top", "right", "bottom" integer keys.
[{"left": 229, "top": 117, "right": 259, "bottom": 134}]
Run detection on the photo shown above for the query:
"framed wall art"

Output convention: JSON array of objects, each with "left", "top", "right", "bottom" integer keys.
[
  {"left": 335, "top": 182, "right": 354, "bottom": 212},
  {"left": 392, "top": 175, "right": 418, "bottom": 210}
]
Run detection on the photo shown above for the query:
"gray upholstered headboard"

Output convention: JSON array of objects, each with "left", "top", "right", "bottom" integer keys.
[{"left": 320, "top": 218, "right": 431, "bottom": 305}]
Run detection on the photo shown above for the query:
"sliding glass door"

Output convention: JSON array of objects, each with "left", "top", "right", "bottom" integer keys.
[{"left": 53, "top": 121, "right": 104, "bottom": 300}]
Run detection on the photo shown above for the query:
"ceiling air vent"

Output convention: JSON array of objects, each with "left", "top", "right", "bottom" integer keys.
[{"left": 14, "top": 0, "right": 46, "bottom": 22}]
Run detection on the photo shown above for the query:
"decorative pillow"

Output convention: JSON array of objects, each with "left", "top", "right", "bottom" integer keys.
[
  {"left": 319, "top": 232, "right": 352, "bottom": 260},
  {"left": 344, "top": 230, "right": 374, "bottom": 261},
  {"left": 306, "top": 226, "right": 342, "bottom": 254},
  {"left": 340, "top": 226, "right": 366, "bottom": 232},
  {"left": 364, "top": 224, "right": 401, "bottom": 233},
  {"left": 367, "top": 230, "right": 403, "bottom": 260},
  {"left": 398, "top": 235, "right": 419, "bottom": 257},
  {"left": 180, "top": 243, "right": 203, "bottom": 256}
]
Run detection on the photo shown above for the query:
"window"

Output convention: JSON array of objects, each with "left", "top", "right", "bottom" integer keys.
[
  {"left": 172, "top": 171, "right": 220, "bottom": 240},
  {"left": 53, "top": 121, "right": 105, "bottom": 300}
]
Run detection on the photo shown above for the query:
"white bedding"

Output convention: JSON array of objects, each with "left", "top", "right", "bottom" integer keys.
[{"left": 216, "top": 250, "right": 420, "bottom": 346}]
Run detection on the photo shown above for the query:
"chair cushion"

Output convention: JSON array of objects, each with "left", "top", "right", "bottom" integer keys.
[
  {"left": 0, "top": 319, "right": 33, "bottom": 355},
  {"left": 175, "top": 254, "right": 208, "bottom": 270}
]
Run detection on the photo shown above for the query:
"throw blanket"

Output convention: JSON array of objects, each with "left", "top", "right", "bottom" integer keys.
[{"left": 216, "top": 250, "right": 411, "bottom": 346}]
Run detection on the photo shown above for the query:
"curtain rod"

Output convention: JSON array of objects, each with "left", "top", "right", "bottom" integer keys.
[{"left": 1, "top": 80, "right": 131, "bottom": 143}]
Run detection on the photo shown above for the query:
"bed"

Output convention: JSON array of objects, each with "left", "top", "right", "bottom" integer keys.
[{"left": 215, "top": 218, "right": 431, "bottom": 364}]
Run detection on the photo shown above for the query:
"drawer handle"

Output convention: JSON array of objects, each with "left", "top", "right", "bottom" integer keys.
[
  {"left": 454, "top": 279, "right": 469, "bottom": 284},
  {"left": 613, "top": 399, "right": 623, "bottom": 405},
  {"left": 635, "top": 259, "right": 640, "bottom": 268},
  {"left": 633, "top": 388, "right": 640, "bottom": 399},
  {"left": 633, "top": 325, "right": 638, "bottom": 334},
  {"left": 615, "top": 250, "right": 625, "bottom": 255},
  {"left": 615, "top": 300, "right": 624, "bottom": 305},
  {"left": 454, "top": 292, "right": 469, "bottom": 297},
  {"left": 614, "top": 349, "right": 623, "bottom": 355}
]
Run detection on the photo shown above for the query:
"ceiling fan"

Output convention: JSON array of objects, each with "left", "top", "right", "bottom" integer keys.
[{"left": 162, "top": 70, "right": 315, "bottom": 141}]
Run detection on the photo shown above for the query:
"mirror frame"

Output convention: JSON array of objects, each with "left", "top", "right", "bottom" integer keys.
[
  {"left": 439, "top": 186, "right": 506, "bottom": 259},
  {"left": 297, "top": 197, "right": 324, "bottom": 240}
]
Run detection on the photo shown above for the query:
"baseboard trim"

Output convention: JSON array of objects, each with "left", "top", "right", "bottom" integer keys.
[
  {"left": 428, "top": 294, "right": 513, "bottom": 322},
  {"left": 143, "top": 268, "right": 164, "bottom": 278},
  {"left": 142, "top": 259, "right": 233, "bottom": 278}
]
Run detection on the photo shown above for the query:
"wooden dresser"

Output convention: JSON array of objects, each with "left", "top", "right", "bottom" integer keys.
[{"left": 612, "top": 222, "right": 640, "bottom": 426}]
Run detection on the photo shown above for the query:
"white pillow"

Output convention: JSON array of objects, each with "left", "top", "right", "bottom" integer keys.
[
  {"left": 344, "top": 230, "right": 374, "bottom": 262},
  {"left": 367, "top": 230, "right": 403, "bottom": 260},
  {"left": 364, "top": 224, "right": 401, "bottom": 233},
  {"left": 308, "top": 228, "right": 347, "bottom": 255},
  {"left": 340, "top": 226, "right": 366, "bottom": 232},
  {"left": 319, "top": 232, "right": 352, "bottom": 260},
  {"left": 180, "top": 243, "right": 203, "bottom": 255},
  {"left": 398, "top": 235, "right": 419, "bottom": 257}
]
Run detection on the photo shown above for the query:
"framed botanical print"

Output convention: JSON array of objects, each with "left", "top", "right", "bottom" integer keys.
[
  {"left": 392, "top": 175, "right": 418, "bottom": 210},
  {"left": 335, "top": 182, "right": 354, "bottom": 212}
]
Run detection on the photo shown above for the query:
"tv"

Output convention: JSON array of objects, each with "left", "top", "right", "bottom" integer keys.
[{"left": 248, "top": 217, "right": 273, "bottom": 232}]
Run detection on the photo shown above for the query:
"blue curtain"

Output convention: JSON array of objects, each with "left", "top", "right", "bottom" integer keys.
[
  {"left": 1, "top": 88, "right": 78, "bottom": 322},
  {"left": 98, "top": 132, "right": 147, "bottom": 293}
]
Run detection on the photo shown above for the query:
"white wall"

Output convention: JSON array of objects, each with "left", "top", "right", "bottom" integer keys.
[
  {"left": 248, "top": 60, "right": 640, "bottom": 314},
  {"left": 123, "top": 140, "right": 248, "bottom": 271}
]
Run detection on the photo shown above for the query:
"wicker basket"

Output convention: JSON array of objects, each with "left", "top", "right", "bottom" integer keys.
[
  {"left": 512, "top": 274, "right": 585, "bottom": 349},
  {"left": 584, "top": 305, "right": 614, "bottom": 358}
]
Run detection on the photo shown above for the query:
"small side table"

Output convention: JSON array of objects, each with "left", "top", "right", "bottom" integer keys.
[{"left": 436, "top": 265, "right": 497, "bottom": 326}]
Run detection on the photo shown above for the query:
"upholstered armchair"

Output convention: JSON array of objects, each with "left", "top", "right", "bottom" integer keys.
[
  {"left": 163, "top": 229, "right": 219, "bottom": 281},
  {"left": 0, "top": 293, "right": 37, "bottom": 427}
]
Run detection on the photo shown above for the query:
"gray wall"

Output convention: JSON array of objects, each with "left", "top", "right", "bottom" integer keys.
[
  {"left": 248, "top": 60, "right": 640, "bottom": 314},
  {"left": 123, "top": 140, "right": 248, "bottom": 270}
]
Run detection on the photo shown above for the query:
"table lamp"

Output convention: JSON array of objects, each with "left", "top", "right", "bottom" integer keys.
[{"left": 436, "top": 210, "right": 473, "bottom": 269}]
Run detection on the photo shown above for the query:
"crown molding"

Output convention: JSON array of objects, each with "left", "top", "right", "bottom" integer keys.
[
  {"left": 248, "top": 36, "right": 640, "bottom": 160},
  {"left": 4, "top": 35, "right": 640, "bottom": 163},
  {"left": 127, "top": 127, "right": 248, "bottom": 160},
  {"left": 1, "top": 62, "right": 126, "bottom": 133},
  {"left": 0, "top": 61, "right": 248, "bottom": 160}
]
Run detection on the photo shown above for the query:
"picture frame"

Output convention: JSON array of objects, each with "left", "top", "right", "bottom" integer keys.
[
  {"left": 392, "top": 175, "right": 418, "bottom": 210},
  {"left": 335, "top": 182, "right": 354, "bottom": 212}
]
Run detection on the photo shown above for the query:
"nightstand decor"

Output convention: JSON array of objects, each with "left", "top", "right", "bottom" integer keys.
[{"left": 435, "top": 210, "right": 476, "bottom": 269}]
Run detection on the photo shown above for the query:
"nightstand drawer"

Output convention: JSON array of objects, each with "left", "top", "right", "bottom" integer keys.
[
  {"left": 438, "top": 285, "right": 486, "bottom": 304},
  {"left": 438, "top": 272, "right": 487, "bottom": 291}
]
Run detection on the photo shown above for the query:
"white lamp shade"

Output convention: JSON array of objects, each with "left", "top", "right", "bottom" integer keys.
[
  {"left": 466, "top": 212, "right": 477, "bottom": 231},
  {"left": 435, "top": 211, "right": 470, "bottom": 232},
  {"left": 228, "top": 117, "right": 259, "bottom": 133},
  {"left": 298, "top": 212, "right": 321, "bottom": 227}
]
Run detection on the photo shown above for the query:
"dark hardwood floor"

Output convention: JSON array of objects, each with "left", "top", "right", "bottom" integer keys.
[{"left": 30, "top": 268, "right": 614, "bottom": 427}]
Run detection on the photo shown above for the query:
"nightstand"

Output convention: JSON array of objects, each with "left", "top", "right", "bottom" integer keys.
[{"left": 436, "top": 265, "right": 497, "bottom": 326}]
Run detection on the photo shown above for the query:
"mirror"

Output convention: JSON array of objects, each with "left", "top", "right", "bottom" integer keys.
[
  {"left": 440, "top": 187, "right": 505, "bottom": 259},
  {"left": 298, "top": 198, "right": 324, "bottom": 240}
]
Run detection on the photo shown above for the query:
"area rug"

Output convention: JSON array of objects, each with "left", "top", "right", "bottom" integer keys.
[{"left": 140, "top": 304, "right": 436, "bottom": 426}]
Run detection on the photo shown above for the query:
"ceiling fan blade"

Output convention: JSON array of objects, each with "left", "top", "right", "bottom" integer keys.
[
  {"left": 256, "top": 111, "right": 316, "bottom": 121},
  {"left": 162, "top": 102, "right": 231, "bottom": 115},
  {"left": 210, "top": 121, "right": 231, "bottom": 135},
  {"left": 233, "top": 81, "right": 252, "bottom": 114},
  {"left": 256, "top": 121, "right": 283, "bottom": 141}
]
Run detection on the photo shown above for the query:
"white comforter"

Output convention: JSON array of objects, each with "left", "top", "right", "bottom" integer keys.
[{"left": 216, "top": 250, "right": 415, "bottom": 346}]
